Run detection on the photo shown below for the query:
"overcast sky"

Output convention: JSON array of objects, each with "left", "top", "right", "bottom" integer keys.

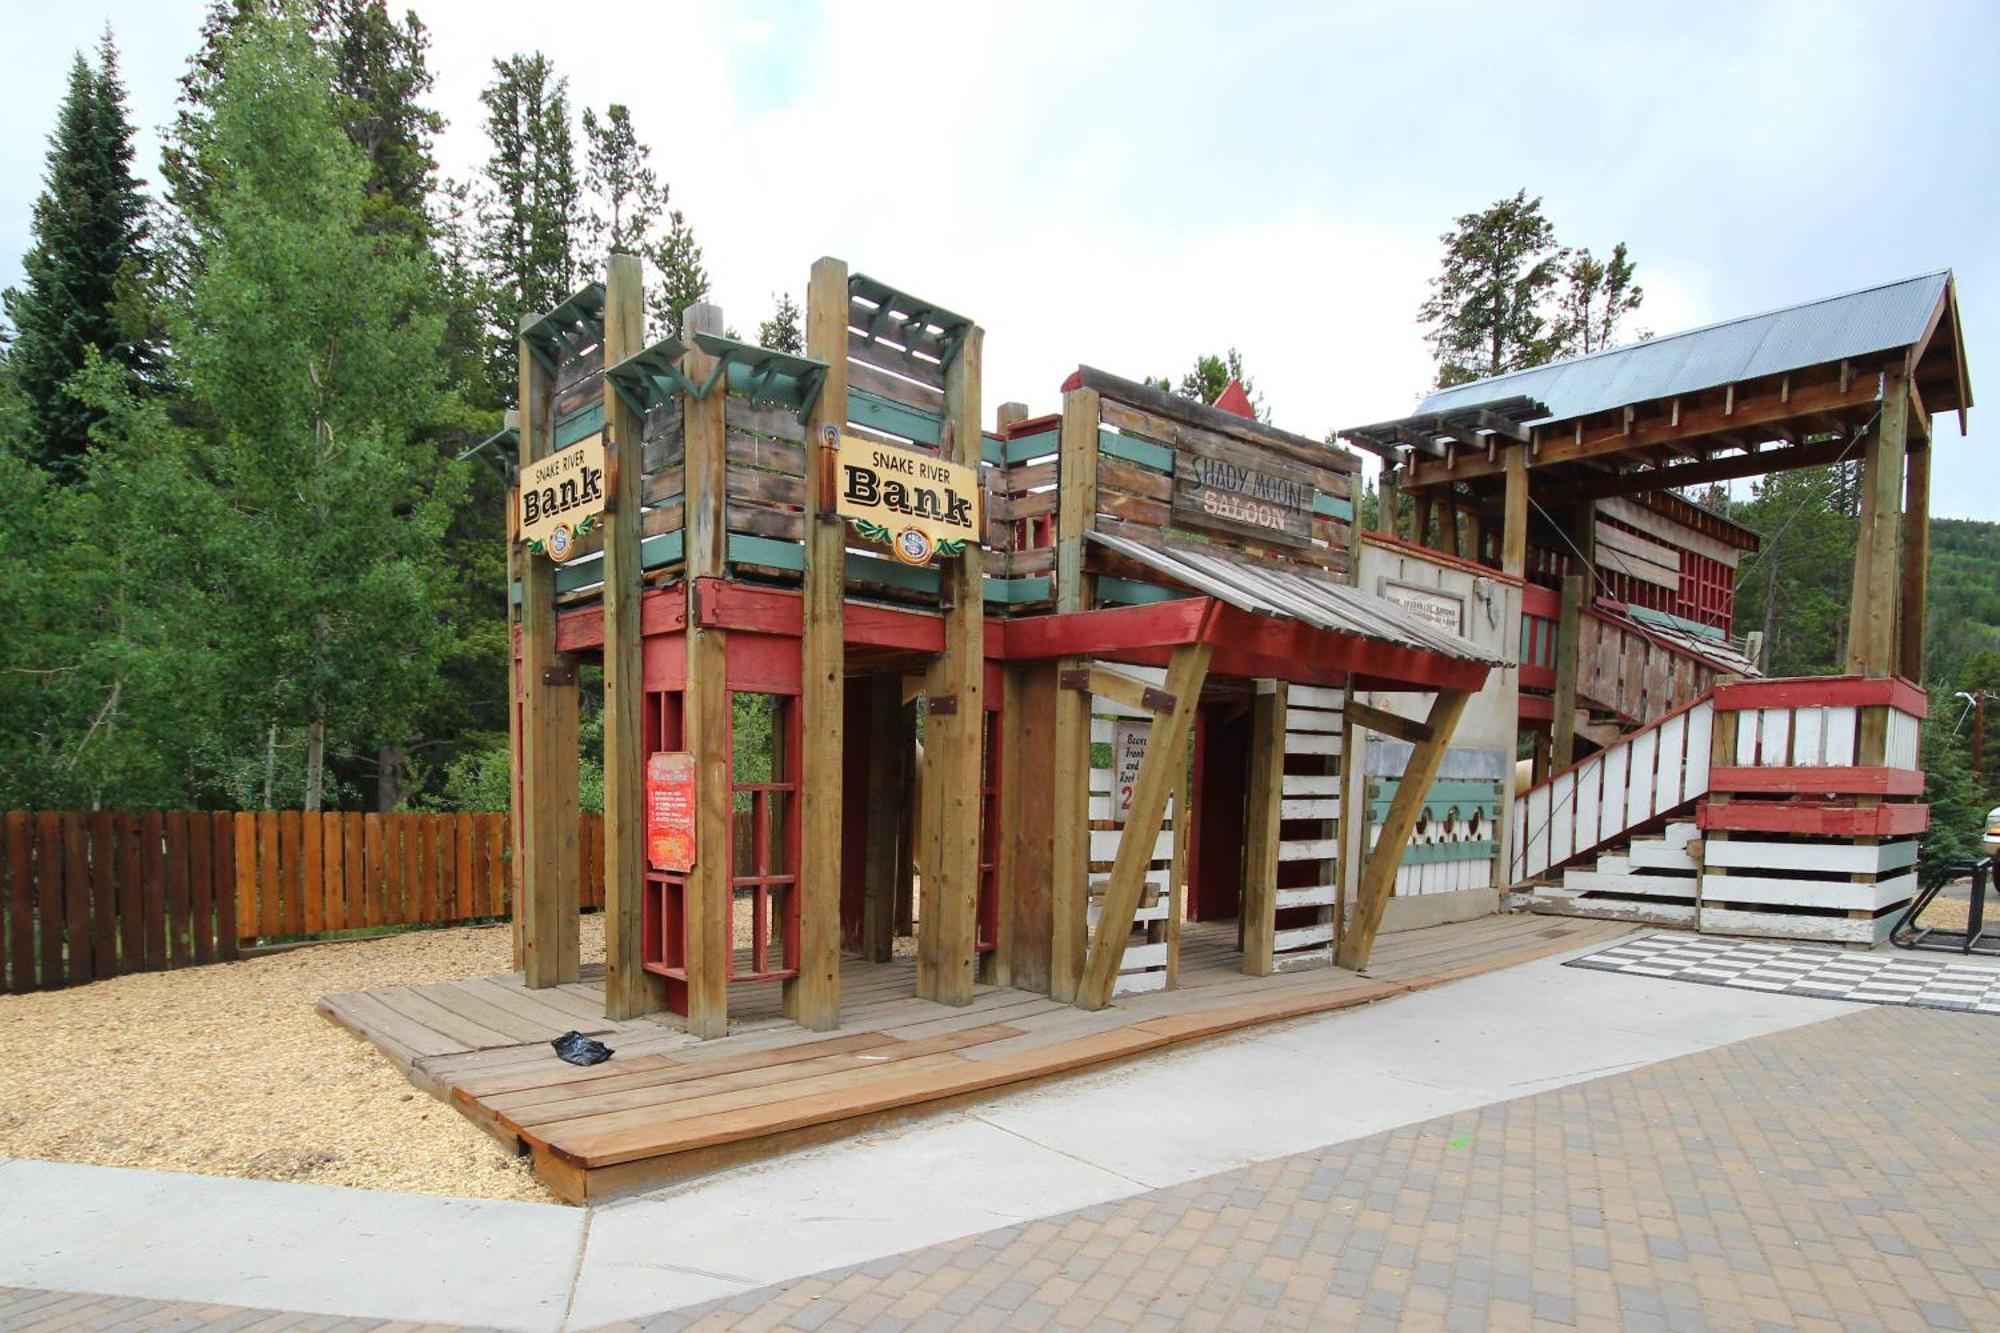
[{"left": 3, "top": 1, "right": 1995, "bottom": 516}]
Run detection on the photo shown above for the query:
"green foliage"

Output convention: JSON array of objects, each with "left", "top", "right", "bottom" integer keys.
[
  {"left": 175, "top": 4, "right": 458, "bottom": 809},
  {"left": 1419, "top": 189, "right": 1644, "bottom": 387},
  {"left": 1148, "top": 349, "right": 1265, "bottom": 419},
  {"left": 314, "top": 0, "right": 442, "bottom": 241},
  {"left": 649, "top": 208, "right": 710, "bottom": 341},
  {"left": 4, "top": 34, "right": 156, "bottom": 473},
  {"left": 476, "top": 52, "right": 581, "bottom": 400},
  {"left": 758, "top": 292, "right": 803, "bottom": 355},
  {"left": 1723, "top": 464, "right": 1861, "bottom": 676},
  {"left": 1919, "top": 709, "right": 1990, "bottom": 888},
  {"left": 582, "top": 103, "right": 662, "bottom": 262}
]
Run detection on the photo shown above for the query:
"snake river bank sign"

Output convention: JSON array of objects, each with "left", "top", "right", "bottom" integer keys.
[
  {"left": 1171, "top": 450, "right": 1315, "bottom": 549},
  {"left": 837, "top": 435, "right": 983, "bottom": 565},
  {"left": 519, "top": 432, "right": 609, "bottom": 562}
]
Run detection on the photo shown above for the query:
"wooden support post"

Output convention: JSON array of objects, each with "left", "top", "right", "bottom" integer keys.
[
  {"left": 600, "top": 254, "right": 660, "bottom": 1019},
  {"left": 895, "top": 694, "right": 917, "bottom": 938},
  {"left": 1335, "top": 688, "right": 1472, "bottom": 972},
  {"left": 681, "top": 301, "right": 731, "bottom": 1038},
  {"left": 1846, "top": 365, "right": 1907, "bottom": 676},
  {"left": 1899, "top": 433, "right": 1931, "bottom": 683},
  {"left": 1500, "top": 446, "right": 1529, "bottom": 579},
  {"left": 1411, "top": 489, "right": 1435, "bottom": 551},
  {"left": 1001, "top": 662, "right": 1057, "bottom": 992},
  {"left": 860, "top": 675, "right": 904, "bottom": 964},
  {"left": 1439, "top": 489, "right": 1460, "bottom": 558},
  {"left": 789, "top": 257, "right": 850, "bottom": 1030},
  {"left": 1076, "top": 641, "right": 1212, "bottom": 1010},
  {"left": 505, "top": 459, "right": 525, "bottom": 970},
  {"left": 516, "top": 319, "right": 580, "bottom": 988},
  {"left": 1551, "top": 573, "right": 1586, "bottom": 770},
  {"left": 1377, "top": 464, "right": 1400, "bottom": 539},
  {"left": 1049, "top": 386, "right": 1100, "bottom": 1004},
  {"left": 1465, "top": 507, "right": 1486, "bottom": 569},
  {"left": 1240, "top": 681, "right": 1286, "bottom": 978},
  {"left": 918, "top": 326, "right": 985, "bottom": 1007}
]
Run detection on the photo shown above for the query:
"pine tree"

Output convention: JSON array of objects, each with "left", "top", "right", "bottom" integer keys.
[
  {"left": 1147, "top": 350, "right": 1266, "bottom": 419},
  {"left": 582, "top": 103, "right": 664, "bottom": 262},
  {"left": 758, "top": 292, "right": 802, "bottom": 354},
  {"left": 4, "top": 33, "right": 155, "bottom": 474},
  {"left": 649, "top": 208, "right": 709, "bottom": 338},
  {"left": 314, "top": 0, "right": 442, "bottom": 240},
  {"left": 476, "top": 52, "right": 581, "bottom": 398},
  {"left": 1552, "top": 242, "right": 1643, "bottom": 358},
  {"left": 1417, "top": 190, "right": 1565, "bottom": 388}
]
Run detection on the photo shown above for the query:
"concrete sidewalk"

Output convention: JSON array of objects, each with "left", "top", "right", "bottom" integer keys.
[{"left": 0, "top": 937, "right": 1854, "bottom": 1331}]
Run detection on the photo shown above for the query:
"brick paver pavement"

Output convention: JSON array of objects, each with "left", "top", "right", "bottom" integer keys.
[{"left": 6, "top": 1003, "right": 1999, "bottom": 1331}]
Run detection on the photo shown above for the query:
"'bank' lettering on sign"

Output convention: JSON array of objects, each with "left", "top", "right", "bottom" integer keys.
[{"left": 834, "top": 435, "right": 983, "bottom": 565}]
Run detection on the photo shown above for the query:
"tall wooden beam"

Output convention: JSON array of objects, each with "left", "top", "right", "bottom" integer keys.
[
  {"left": 996, "top": 661, "right": 1055, "bottom": 988},
  {"left": 1550, "top": 573, "right": 1586, "bottom": 769},
  {"left": 1239, "top": 681, "right": 1285, "bottom": 978},
  {"left": 1376, "top": 464, "right": 1400, "bottom": 539},
  {"left": 1076, "top": 641, "right": 1212, "bottom": 1010},
  {"left": 1899, "top": 432, "right": 1931, "bottom": 684},
  {"left": 1411, "top": 490, "right": 1435, "bottom": 551},
  {"left": 506, "top": 459, "right": 525, "bottom": 971},
  {"left": 788, "top": 257, "right": 850, "bottom": 1031},
  {"left": 516, "top": 317, "right": 580, "bottom": 988},
  {"left": 1500, "top": 446, "right": 1529, "bottom": 579},
  {"left": 1336, "top": 688, "right": 1472, "bottom": 971},
  {"left": 600, "top": 255, "right": 660, "bottom": 1019},
  {"left": 918, "top": 326, "right": 985, "bottom": 1006},
  {"left": 1845, "top": 366, "right": 1907, "bottom": 676},
  {"left": 680, "top": 301, "right": 731, "bottom": 1038},
  {"left": 1049, "top": 386, "right": 1099, "bottom": 1003}
]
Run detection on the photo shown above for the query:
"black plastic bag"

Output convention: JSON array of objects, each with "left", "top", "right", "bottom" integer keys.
[{"left": 551, "top": 1030, "right": 613, "bottom": 1066}]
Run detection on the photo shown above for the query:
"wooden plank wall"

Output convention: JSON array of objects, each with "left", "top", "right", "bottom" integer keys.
[
  {"left": 1088, "top": 387, "right": 1357, "bottom": 584},
  {"left": 1, "top": 811, "right": 609, "bottom": 993}
]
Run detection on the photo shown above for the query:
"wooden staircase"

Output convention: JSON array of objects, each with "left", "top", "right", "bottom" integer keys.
[{"left": 1530, "top": 820, "right": 1701, "bottom": 925}]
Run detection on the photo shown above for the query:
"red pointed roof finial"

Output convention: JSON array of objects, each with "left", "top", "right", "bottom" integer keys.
[{"left": 1213, "top": 378, "right": 1255, "bottom": 419}]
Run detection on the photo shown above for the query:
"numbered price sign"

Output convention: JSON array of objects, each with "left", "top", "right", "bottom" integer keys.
[
  {"left": 646, "top": 752, "right": 696, "bottom": 872},
  {"left": 1112, "top": 720, "right": 1150, "bottom": 825}
]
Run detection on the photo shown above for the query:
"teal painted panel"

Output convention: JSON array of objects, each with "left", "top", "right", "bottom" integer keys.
[
  {"left": 1400, "top": 840, "right": 1496, "bottom": 866},
  {"left": 1006, "top": 431, "right": 1059, "bottom": 464},
  {"left": 554, "top": 554, "right": 605, "bottom": 595},
  {"left": 554, "top": 402, "right": 603, "bottom": 447},
  {"left": 1369, "top": 779, "right": 1500, "bottom": 803},
  {"left": 1097, "top": 427, "right": 1174, "bottom": 474},
  {"left": 1313, "top": 493, "right": 1355, "bottom": 521},
  {"left": 728, "top": 533, "right": 807, "bottom": 572},
  {"left": 641, "top": 530, "right": 684, "bottom": 571},
  {"left": 997, "top": 575, "right": 1053, "bottom": 605},
  {"left": 846, "top": 388, "right": 942, "bottom": 446},
  {"left": 1097, "top": 577, "right": 1193, "bottom": 607}
]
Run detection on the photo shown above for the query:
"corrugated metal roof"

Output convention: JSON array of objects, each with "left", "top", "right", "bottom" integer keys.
[
  {"left": 1089, "top": 530, "right": 1509, "bottom": 667},
  {"left": 1415, "top": 271, "right": 1950, "bottom": 424}
]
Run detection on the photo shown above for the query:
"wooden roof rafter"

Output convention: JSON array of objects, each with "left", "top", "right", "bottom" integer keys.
[{"left": 521, "top": 281, "right": 607, "bottom": 374}]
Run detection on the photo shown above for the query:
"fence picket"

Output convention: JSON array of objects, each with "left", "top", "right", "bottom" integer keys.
[
  {"left": 6, "top": 813, "right": 31, "bottom": 991},
  {"left": 302, "top": 813, "right": 324, "bottom": 936},
  {"left": 189, "top": 811, "right": 215, "bottom": 965},
  {"left": 140, "top": 811, "right": 167, "bottom": 970},
  {"left": 90, "top": 813, "right": 117, "bottom": 976},
  {"left": 63, "top": 814, "right": 93, "bottom": 984},
  {"left": 165, "top": 811, "right": 192, "bottom": 966},
  {"left": 214, "top": 813, "right": 238, "bottom": 961}
]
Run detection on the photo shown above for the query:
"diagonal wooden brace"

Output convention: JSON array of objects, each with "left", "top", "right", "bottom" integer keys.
[{"left": 1074, "top": 641, "right": 1213, "bottom": 1009}]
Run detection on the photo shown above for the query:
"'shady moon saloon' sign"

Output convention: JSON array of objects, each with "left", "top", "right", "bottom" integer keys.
[
  {"left": 1171, "top": 451, "right": 1316, "bottom": 549},
  {"left": 836, "top": 435, "right": 983, "bottom": 565},
  {"left": 519, "top": 432, "right": 608, "bottom": 563}
]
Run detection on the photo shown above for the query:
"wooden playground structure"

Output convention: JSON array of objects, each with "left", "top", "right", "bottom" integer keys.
[{"left": 325, "top": 257, "right": 1972, "bottom": 1201}]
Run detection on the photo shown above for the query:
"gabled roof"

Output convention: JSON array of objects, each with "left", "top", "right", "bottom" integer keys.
[{"left": 1414, "top": 270, "right": 1968, "bottom": 426}]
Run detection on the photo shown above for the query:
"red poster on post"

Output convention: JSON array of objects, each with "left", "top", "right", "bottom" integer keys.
[{"left": 647, "top": 752, "right": 696, "bottom": 872}]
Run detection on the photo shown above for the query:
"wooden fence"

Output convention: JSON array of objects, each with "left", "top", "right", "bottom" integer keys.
[{"left": 2, "top": 811, "right": 608, "bottom": 994}]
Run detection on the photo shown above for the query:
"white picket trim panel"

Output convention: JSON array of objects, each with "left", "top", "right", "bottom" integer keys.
[{"left": 1511, "top": 697, "right": 1715, "bottom": 882}]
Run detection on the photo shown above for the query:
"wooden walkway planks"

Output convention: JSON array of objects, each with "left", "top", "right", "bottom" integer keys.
[{"left": 323, "top": 914, "right": 1632, "bottom": 1203}]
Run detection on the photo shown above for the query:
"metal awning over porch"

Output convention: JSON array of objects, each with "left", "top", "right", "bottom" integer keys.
[{"left": 1004, "top": 530, "right": 1504, "bottom": 694}]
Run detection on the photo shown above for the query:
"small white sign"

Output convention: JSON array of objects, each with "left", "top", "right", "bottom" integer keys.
[{"left": 1113, "top": 720, "right": 1150, "bottom": 825}]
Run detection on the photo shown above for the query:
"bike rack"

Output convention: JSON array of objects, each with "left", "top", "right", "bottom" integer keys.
[{"left": 1892, "top": 857, "right": 2000, "bottom": 956}]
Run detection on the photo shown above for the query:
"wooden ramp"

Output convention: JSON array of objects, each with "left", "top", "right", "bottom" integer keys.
[{"left": 322, "top": 915, "right": 1632, "bottom": 1202}]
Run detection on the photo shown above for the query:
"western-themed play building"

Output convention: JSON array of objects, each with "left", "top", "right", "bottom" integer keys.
[{"left": 323, "top": 256, "right": 1970, "bottom": 1201}]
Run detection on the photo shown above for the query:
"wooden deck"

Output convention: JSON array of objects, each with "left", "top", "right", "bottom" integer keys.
[{"left": 320, "top": 914, "right": 1633, "bottom": 1203}]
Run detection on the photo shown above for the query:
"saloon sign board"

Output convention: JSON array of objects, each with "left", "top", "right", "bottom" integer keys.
[
  {"left": 519, "top": 431, "right": 609, "bottom": 562},
  {"left": 1170, "top": 449, "right": 1316, "bottom": 549},
  {"left": 836, "top": 435, "right": 983, "bottom": 565}
]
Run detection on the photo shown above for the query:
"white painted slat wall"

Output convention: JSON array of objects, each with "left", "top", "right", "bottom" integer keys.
[
  {"left": 1081, "top": 663, "right": 1182, "bottom": 996},
  {"left": 1275, "top": 687, "right": 1341, "bottom": 966}
]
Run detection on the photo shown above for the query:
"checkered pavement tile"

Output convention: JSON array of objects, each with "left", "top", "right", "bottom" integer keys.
[{"left": 1567, "top": 932, "right": 2000, "bottom": 1013}]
